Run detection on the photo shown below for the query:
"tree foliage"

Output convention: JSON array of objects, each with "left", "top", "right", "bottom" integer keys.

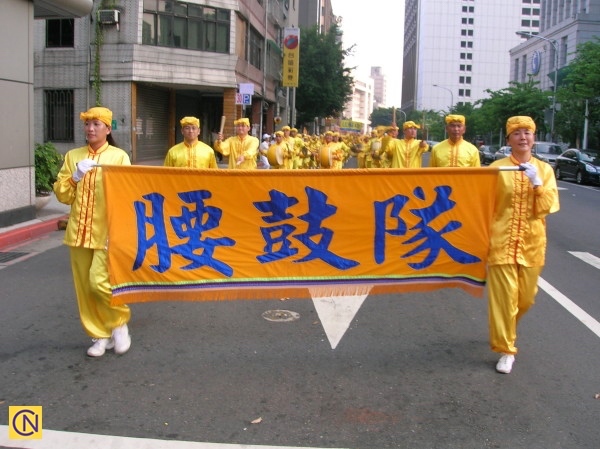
[
  {"left": 474, "top": 80, "right": 551, "bottom": 143},
  {"left": 295, "top": 25, "right": 354, "bottom": 127},
  {"left": 555, "top": 38, "right": 600, "bottom": 147}
]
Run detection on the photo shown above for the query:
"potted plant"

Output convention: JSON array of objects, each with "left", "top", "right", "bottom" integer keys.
[{"left": 34, "top": 142, "right": 63, "bottom": 209}]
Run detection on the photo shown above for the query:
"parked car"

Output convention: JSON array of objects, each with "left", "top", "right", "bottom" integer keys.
[
  {"left": 478, "top": 145, "right": 497, "bottom": 165},
  {"left": 532, "top": 142, "right": 563, "bottom": 167},
  {"left": 493, "top": 146, "right": 512, "bottom": 161},
  {"left": 554, "top": 148, "right": 600, "bottom": 185}
]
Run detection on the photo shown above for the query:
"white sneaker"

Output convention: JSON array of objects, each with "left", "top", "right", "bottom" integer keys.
[
  {"left": 87, "top": 338, "right": 114, "bottom": 357},
  {"left": 496, "top": 354, "right": 515, "bottom": 374},
  {"left": 112, "top": 324, "right": 131, "bottom": 355}
]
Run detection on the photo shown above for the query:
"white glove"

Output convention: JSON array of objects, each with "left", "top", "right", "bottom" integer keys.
[
  {"left": 520, "top": 162, "right": 542, "bottom": 187},
  {"left": 73, "top": 158, "right": 97, "bottom": 182}
]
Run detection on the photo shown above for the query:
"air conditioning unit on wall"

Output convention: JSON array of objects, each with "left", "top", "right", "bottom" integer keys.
[{"left": 97, "top": 9, "right": 120, "bottom": 25}]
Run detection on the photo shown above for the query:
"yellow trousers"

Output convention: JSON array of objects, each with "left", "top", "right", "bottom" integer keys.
[
  {"left": 69, "top": 246, "right": 130, "bottom": 339},
  {"left": 487, "top": 264, "right": 542, "bottom": 355}
]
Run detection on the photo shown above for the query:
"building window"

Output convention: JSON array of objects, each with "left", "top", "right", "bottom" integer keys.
[
  {"left": 142, "top": 0, "right": 230, "bottom": 53},
  {"left": 248, "top": 26, "right": 263, "bottom": 69},
  {"left": 45, "top": 90, "right": 74, "bottom": 142},
  {"left": 46, "top": 19, "right": 74, "bottom": 48}
]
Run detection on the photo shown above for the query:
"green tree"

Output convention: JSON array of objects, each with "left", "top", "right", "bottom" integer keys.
[
  {"left": 475, "top": 80, "right": 551, "bottom": 142},
  {"left": 555, "top": 38, "right": 600, "bottom": 147},
  {"left": 295, "top": 25, "right": 354, "bottom": 127}
]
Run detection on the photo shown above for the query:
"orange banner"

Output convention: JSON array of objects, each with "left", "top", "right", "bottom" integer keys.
[{"left": 102, "top": 166, "right": 498, "bottom": 304}]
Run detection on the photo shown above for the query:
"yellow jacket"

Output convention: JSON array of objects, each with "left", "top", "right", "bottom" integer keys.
[
  {"left": 430, "top": 138, "right": 480, "bottom": 167},
  {"left": 164, "top": 140, "right": 217, "bottom": 168},
  {"left": 488, "top": 156, "right": 560, "bottom": 266},
  {"left": 54, "top": 143, "right": 131, "bottom": 249},
  {"left": 214, "top": 135, "right": 259, "bottom": 169},
  {"left": 386, "top": 138, "right": 429, "bottom": 168}
]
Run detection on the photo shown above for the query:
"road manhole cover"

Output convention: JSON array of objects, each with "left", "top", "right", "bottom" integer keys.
[{"left": 262, "top": 309, "right": 300, "bottom": 322}]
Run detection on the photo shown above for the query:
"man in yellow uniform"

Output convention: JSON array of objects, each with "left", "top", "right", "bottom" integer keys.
[
  {"left": 164, "top": 116, "right": 218, "bottom": 168},
  {"left": 377, "top": 124, "right": 399, "bottom": 168},
  {"left": 384, "top": 121, "right": 429, "bottom": 168},
  {"left": 430, "top": 115, "right": 480, "bottom": 167},
  {"left": 267, "top": 131, "right": 294, "bottom": 169},
  {"left": 214, "top": 117, "right": 259, "bottom": 169}
]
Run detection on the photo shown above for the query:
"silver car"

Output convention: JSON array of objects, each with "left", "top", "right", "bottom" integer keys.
[
  {"left": 532, "top": 142, "right": 563, "bottom": 167},
  {"left": 493, "top": 146, "right": 512, "bottom": 161}
]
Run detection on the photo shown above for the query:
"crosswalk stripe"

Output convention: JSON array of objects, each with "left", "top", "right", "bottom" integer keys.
[
  {"left": 568, "top": 251, "right": 600, "bottom": 270},
  {"left": 537, "top": 277, "right": 600, "bottom": 339},
  {"left": 0, "top": 426, "right": 347, "bottom": 449}
]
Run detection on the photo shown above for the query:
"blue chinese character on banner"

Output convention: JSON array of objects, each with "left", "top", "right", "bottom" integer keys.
[
  {"left": 255, "top": 190, "right": 299, "bottom": 262},
  {"left": 170, "top": 190, "right": 235, "bottom": 276},
  {"left": 133, "top": 192, "right": 171, "bottom": 272},
  {"left": 374, "top": 185, "right": 480, "bottom": 269},
  {"left": 254, "top": 187, "right": 358, "bottom": 270},
  {"left": 374, "top": 194, "right": 410, "bottom": 263},
  {"left": 132, "top": 190, "right": 234, "bottom": 276}
]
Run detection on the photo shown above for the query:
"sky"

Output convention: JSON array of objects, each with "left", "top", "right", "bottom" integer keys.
[{"left": 330, "top": 0, "right": 405, "bottom": 107}]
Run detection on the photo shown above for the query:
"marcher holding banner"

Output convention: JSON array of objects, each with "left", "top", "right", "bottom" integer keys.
[
  {"left": 214, "top": 117, "right": 259, "bottom": 169},
  {"left": 430, "top": 115, "right": 480, "bottom": 167},
  {"left": 53, "top": 106, "right": 132, "bottom": 357},
  {"left": 487, "top": 116, "right": 560, "bottom": 374},
  {"left": 164, "top": 116, "right": 218, "bottom": 168}
]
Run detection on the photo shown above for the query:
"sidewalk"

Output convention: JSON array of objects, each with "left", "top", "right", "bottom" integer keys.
[{"left": 0, "top": 194, "right": 69, "bottom": 250}]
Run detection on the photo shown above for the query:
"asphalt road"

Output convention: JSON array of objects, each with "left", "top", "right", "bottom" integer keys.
[{"left": 1, "top": 177, "right": 599, "bottom": 449}]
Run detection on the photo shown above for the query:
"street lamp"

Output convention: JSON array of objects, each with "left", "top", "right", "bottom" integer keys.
[
  {"left": 395, "top": 108, "right": 406, "bottom": 124},
  {"left": 432, "top": 84, "right": 454, "bottom": 112},
  {"left": 516, "top": 31, "right": 558, "bottom": 140}
]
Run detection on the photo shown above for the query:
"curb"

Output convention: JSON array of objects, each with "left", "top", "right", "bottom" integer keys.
[{"left": 0, "top": 215, "right": 68, "bottom": 251}]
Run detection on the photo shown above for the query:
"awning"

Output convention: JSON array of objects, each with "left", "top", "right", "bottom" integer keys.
[{"left": 34, "top": 0, "right": 93, "bottom": 18}]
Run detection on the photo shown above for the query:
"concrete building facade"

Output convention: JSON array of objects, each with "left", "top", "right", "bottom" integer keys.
[
  {"left": 510, "top": 0, "right": 600, "bottom": 139},
  {"left": 2, "top": 0, "right": 328, "bottom": 228},
  {"left": 402, "top": 0, "right": 541, "bottom": 114}
]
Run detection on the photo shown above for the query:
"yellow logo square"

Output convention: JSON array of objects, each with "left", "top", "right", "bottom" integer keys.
[{"left": 8, "top": 406, "right": 43, "bottom": 439}]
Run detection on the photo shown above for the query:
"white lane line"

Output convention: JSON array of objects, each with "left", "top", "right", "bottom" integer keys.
[
  {"left": 0, "top": 426, "right": 348, "bottom": 449},
  {"left": 568, "top": 251, "right": 600, "bottom": 270},
  {"left": 537, "top": 277, "right": 600, "bottom": 339}
]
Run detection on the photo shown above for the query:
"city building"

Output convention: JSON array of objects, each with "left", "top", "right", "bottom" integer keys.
[
  {"left": 341, "top": 75, "right": 374, "bottom": 135},
  {"left": 510, "top": 0, "right": 600, "bottom": 140},
  {"left": 0, "top": 0, "right": 93, "bottom": 227},
  {"left": 370, "top": 66, "right": 387, "bottom": 109},
  {"left": 402, "top": 0, "right": 541, "bottom": 113},
  {"left": 1, "top": 0, "right": 306, "bottom": 228}
]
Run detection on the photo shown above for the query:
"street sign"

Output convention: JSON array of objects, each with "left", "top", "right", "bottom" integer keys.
[{"left": 235, "top": 93, "right": 252, "bottom": 105}]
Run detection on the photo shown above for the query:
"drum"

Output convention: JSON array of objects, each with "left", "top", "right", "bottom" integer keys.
[
  {"left": 267, "top": 146, "right": 284, "bottom": 167},
  {"left": 319, "top": 146, "right": 333, "bottom": 168},
  {"left": 371, "top": 140, "right": 382, "bottom": 152}
]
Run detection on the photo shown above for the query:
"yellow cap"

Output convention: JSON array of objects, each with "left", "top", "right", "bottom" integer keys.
[
  {"left": 234, "top": 118, "right": 250, "bottom": 126},
  {"left": 80, "top": 107, "right": 112, "bottom": 127},
  {"left": 506, "top": 116, "right": 536, "bottom": 135},
  {"left": 445, "top": 114, "right": 465, "bottom": 124},
  {"left": 180, "top": 116, "right": 200, "bottom": 128},
  {"left": 282, "top": 125, "right": 291, "bottom": 131},
  {"left": 403, "top": 121, "right": 421, "bottom": 130},
  {"left": 274, "top": 131, "right": 284, "bottom": 137}
]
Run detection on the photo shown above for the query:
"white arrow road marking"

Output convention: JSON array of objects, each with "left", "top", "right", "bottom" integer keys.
[
  {"left": 310, "top": 290, "right": 370, "bottom": 349},
  {"left": 0, "top": 426, "right": 348, "bottom": 449},
  {"left": 568, "top": 251, "right": 600, "bottom": 270}
]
